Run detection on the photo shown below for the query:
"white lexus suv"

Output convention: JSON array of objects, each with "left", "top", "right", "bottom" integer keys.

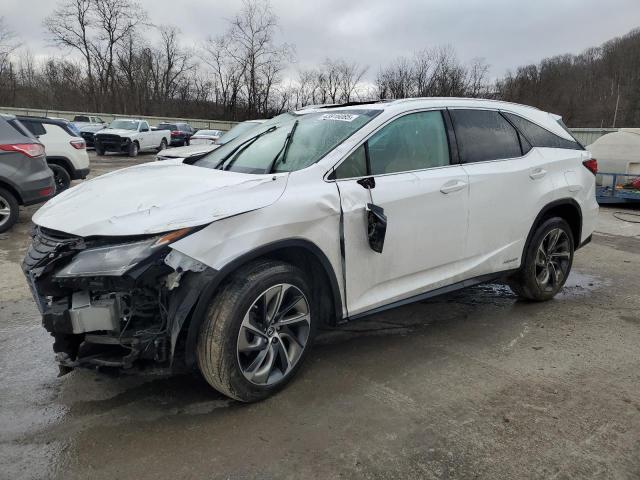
[{"left": 23, "top": 98, "right": 598, "bottom": 402}]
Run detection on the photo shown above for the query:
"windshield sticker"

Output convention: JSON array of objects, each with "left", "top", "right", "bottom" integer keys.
[{"left": 320, "top": 113, "right": 360, "bottom": 122}]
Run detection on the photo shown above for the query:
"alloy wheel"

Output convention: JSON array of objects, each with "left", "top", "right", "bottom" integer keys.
[
  {"left": 0, "top": 194, "right": 10, "bottom": 228},
  {"left": 535, "top": 228, "right": 571, "bottom": 292},
  {"left": 236, "top": 283, "right": 311, "bottom": 386}
]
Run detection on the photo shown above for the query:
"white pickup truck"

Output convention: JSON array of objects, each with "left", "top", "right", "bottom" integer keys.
[{"left": 94, "top": 119, "right": 170, "bottom": 157}]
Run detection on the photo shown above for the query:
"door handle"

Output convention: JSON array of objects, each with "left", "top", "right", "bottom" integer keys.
[
  {"left": 440, "top": 179, "right": 467, "bottom": 194},
  {"left": 529, "top": 168, "right": 547, "bottom": 180}
]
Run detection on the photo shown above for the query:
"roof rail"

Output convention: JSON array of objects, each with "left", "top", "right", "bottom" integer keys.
[{"left": 302, "top": 100, "right": 388, "bottom": 110}]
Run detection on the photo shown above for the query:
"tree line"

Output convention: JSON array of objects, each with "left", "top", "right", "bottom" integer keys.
[
  {"left": 0, "top": 0, "right": 638, "bottom": 126},
  {"left": 495, "top": 28, "right": 640, "bottom": 128}
]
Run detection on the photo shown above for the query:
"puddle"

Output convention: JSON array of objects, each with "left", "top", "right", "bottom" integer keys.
[{"left": 556, "top": 271, "right": 609, "bottom": 299}]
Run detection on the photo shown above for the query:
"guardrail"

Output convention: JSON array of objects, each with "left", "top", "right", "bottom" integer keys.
[{"left": 0, "top": 106, "right": 239, "bottom": 131}]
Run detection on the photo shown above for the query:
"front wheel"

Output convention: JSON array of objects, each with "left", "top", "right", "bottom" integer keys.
[
  {"left": 197, "top": 260, "right": 316, "bottom": 402},
  {"left": 127, "top": 141, "right": 139, "bottom": 157},
  {"left": 95, "top": 143, "right": 105, "bottom": 156},
  {"left": 508, "top": 217, "right": 574, "bottom": 301}
]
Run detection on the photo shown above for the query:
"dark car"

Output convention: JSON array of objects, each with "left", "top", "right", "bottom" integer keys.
[
  {"left": 77, "top": 124, "right": 106, "bottom": 148},
  {"left": 0, "top": 114, "right": 55, "bottom": 233},
  {"left": 156, "top": 122, "right": 195, "bottom": 146}
]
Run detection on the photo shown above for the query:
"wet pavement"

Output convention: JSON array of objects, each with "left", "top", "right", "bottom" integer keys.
[{"left": 1, "top": 151, "right": 639, "bottom": 479}]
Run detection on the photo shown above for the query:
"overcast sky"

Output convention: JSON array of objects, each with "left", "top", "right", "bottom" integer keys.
[{"left": 4, "top": 0, "right": 640, "bottom": 80}]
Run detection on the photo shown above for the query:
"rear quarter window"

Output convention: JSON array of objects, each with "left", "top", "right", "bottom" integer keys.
[
  {"left": 450, "top": 109, "right": 523, "bottom": 163},
  {"left": 8, "top": 119, "right": 37, "bottom": 139},
  {"left": 21, "top": 120, "right": 46, "bottom": 137},
  {"left": 503, "top": 112, "right": 583, "bottom": 150}
]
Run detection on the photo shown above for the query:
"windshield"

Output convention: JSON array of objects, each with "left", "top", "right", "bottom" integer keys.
[
  {"left": 195, "top": 110, "right": 381, "bottom": 174},
  {"left": 109, "top": 120, "right": 139, "bottom": 130}
]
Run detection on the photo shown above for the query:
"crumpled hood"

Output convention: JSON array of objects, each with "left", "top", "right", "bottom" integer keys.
[
  {"left": 94, "top": 128, "right": 137, "bottom": 136},
  {"left": 33, "top": 160, "right": 288, "bottom": 237}
]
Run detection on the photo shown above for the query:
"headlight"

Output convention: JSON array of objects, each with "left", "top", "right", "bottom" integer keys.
[{"left": 54, "top": 228, "right": 192, "bottom": 278}]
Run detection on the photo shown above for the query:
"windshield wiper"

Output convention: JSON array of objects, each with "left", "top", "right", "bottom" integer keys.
[
  {"left": 267, "top": 120, "right": 299, "bottom": 174},
  {"left": 212, "top": 126, "right": 277, "bottom": 170}
]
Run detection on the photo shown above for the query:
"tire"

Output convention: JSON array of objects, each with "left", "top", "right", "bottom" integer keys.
[
  {"left": 508, "top": 217, "right": 574, "bottom": 301},
  {"left": 127, "top": 141, "right": 139, "bottom": 157},
  {"left": 157, "top": 138, "right": 167, "bottom": 152},
  {"left": 197, "top": 260, "right": 317, "bottom": 402},
  {"left": 95, "top": 143, "right": 105, "bottom": 156},
  {"left": 0, "top": 187, "right": 19, "bottom": 234},
  {"left": 49, "top": 164, "right": 71, "bottom": 194}
]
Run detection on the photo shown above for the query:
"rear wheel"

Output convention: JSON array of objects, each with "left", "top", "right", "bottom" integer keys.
[
  {"left": 0, "top": 188, "right": 19, "bottom": 233},
  {"left": 197, "top": 260, "right": 316, "bottom": 402},
  {"left": 49, "top": 164, "right": 71, "bottom": 194},
  {"left": 157, "top": 138, "right": 167, "bottom": 152},
  {"left": 508, "top": 217, "right": 574, "bottom": 301}
]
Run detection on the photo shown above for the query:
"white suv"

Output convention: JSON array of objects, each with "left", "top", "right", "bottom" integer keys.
[
  {"left": 23, "top": 98, "right": 597, "bottom": 402},
  {"left": 17, "top": 116, "right": 90, "bottom": 192}
]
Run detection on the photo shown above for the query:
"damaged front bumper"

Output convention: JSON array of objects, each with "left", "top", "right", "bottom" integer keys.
[{"left": 22, "top": 226, "right": 213, "bottom": 372}]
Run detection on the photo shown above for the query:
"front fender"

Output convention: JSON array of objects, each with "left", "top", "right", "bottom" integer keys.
[{"left": 170, "top": 238, "right": 344, "bottom": 368}]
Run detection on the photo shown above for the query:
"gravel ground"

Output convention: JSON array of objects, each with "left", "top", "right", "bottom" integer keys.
[{"left": 1, "top": 151, "right": 639, "bottom": 480}]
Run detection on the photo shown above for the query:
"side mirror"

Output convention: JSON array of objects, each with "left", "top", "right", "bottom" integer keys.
[{"left": 365, "top": 203, "right": 387, "bottom": 253}]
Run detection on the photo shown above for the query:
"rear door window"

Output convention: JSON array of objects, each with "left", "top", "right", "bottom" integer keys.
[
  {"left": 502, "top": 112, "right": 582, "bottom": 150},
  {"left": 450, "top": 109, "right": 522, "bottom": 163}
]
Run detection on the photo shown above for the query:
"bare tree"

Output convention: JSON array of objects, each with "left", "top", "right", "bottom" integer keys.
[
  {"left": 201, "top": 34, "right": 245, "bottom": 117},
  {"left": 44, "top": 0, "right": 145, "bottom": 110},
  {"left": 465, "top": 57, "right": 490, "bottom": 97},
  {"left": 0, "top": 17, "right": 18, "bottom": 76},
  {"left": 149, "top": 25, "right": 193, "bottom": 102}
]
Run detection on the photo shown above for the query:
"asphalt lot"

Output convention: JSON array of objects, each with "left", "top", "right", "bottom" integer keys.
[{"left": 1, "top": 150, "right": 639, "bottom": 480}]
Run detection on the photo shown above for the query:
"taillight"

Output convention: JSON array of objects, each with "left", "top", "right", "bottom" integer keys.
[
  {"left": 70, "top": 139, "right": 86, "bottom": 150},
  {"left": 0, "top": 143, "right": 45, "bottom": 158},
  {"left": 170, "top": 130, "right": 180, "bottom": 137},
  {"left": 583, "top": 158, "right": 598, "bottom": 175}
]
